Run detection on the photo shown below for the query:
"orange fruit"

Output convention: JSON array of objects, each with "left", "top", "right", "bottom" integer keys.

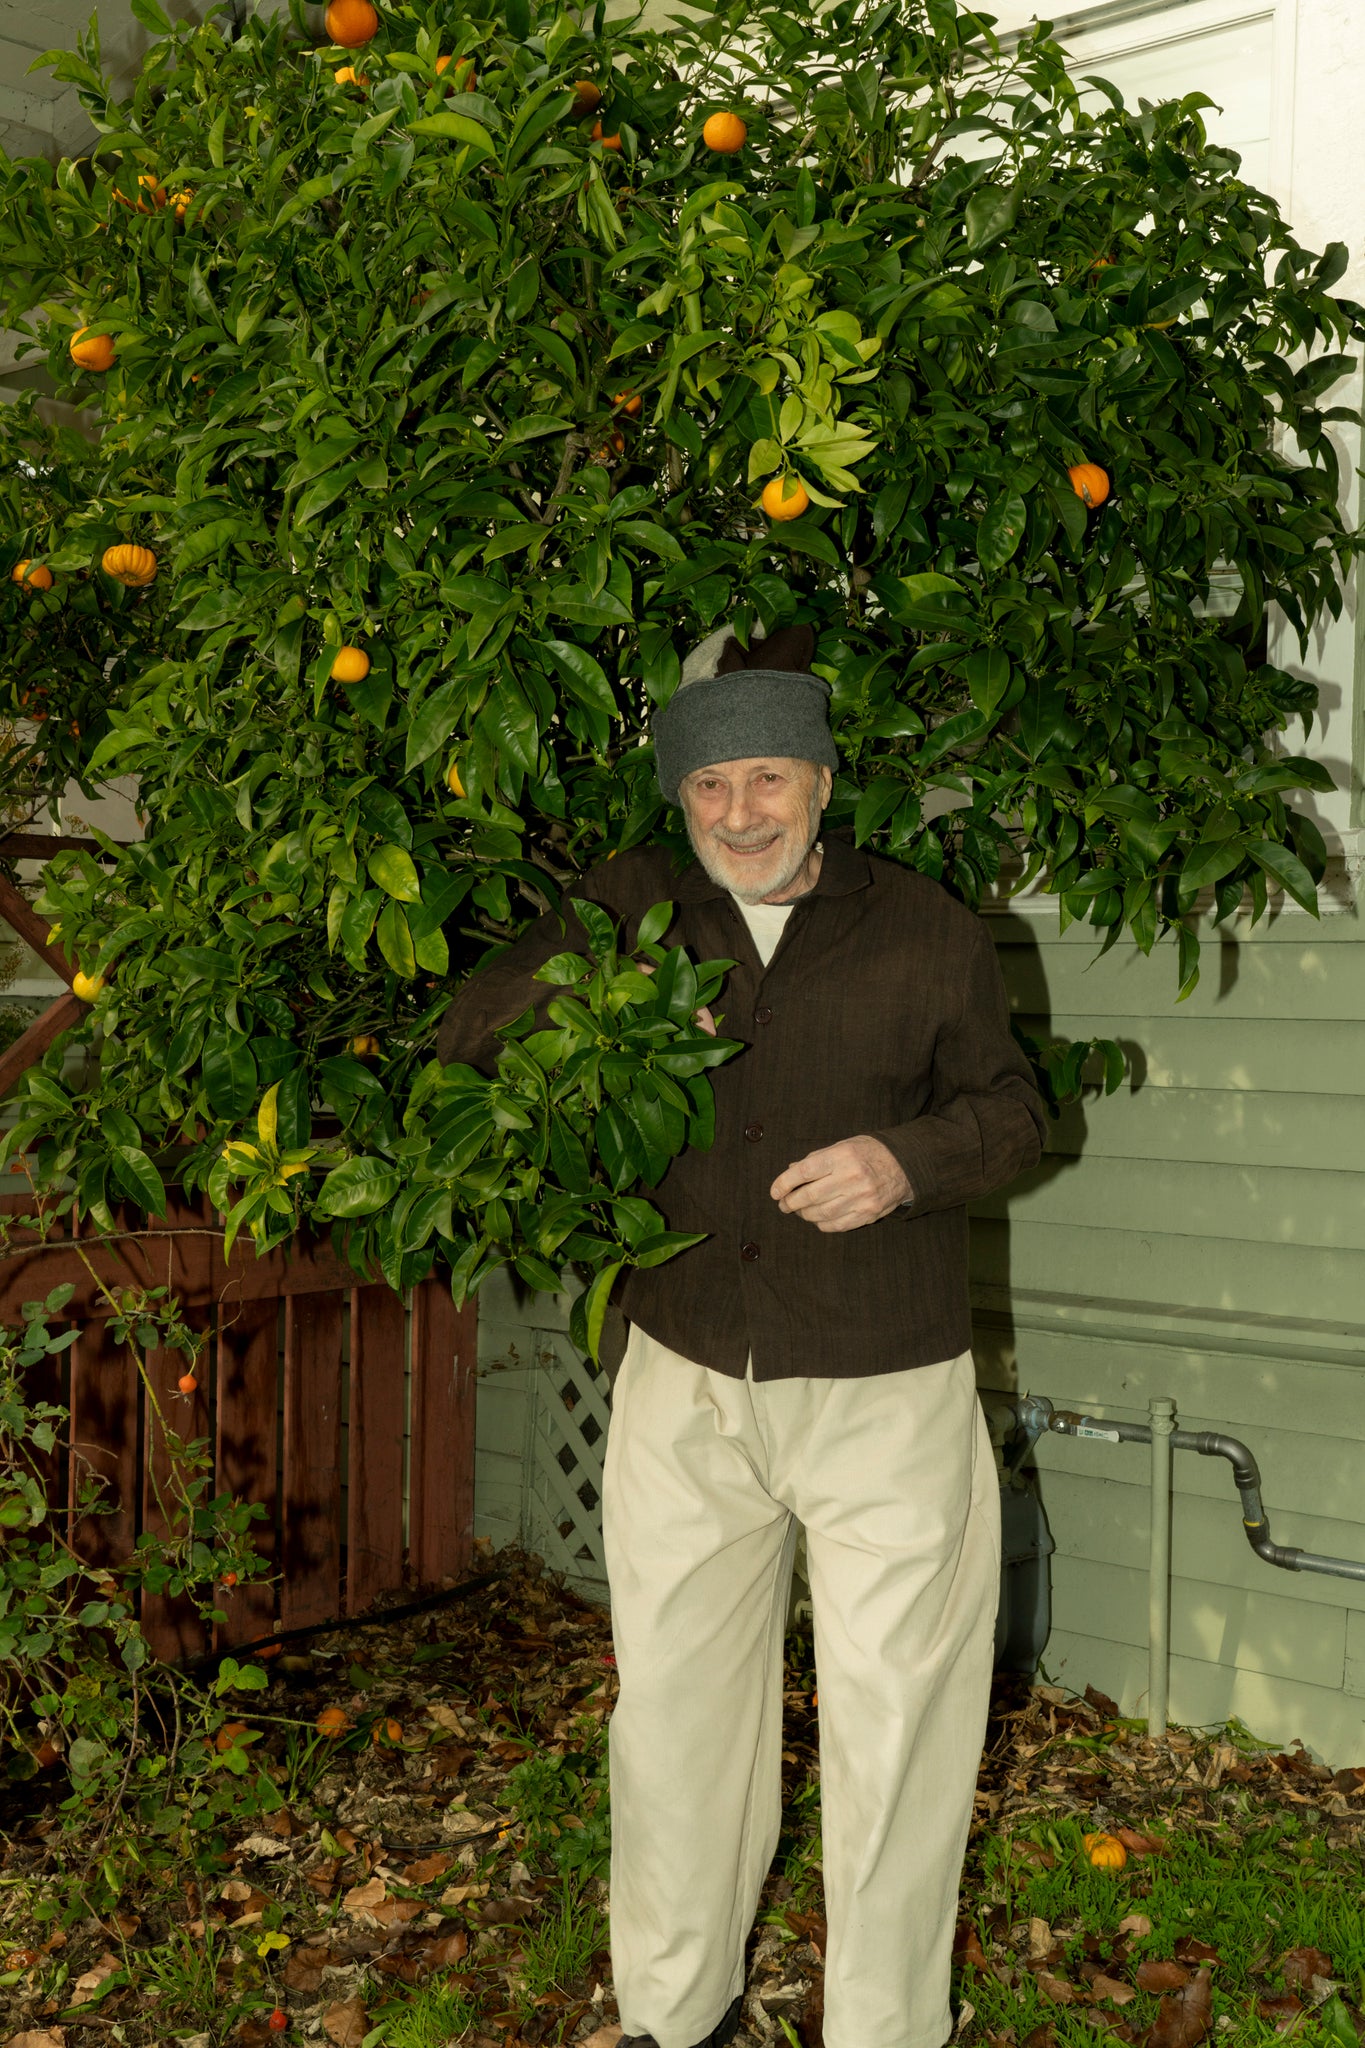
[
  {"left": 178, "top": 1371, "right": 198, "bottom": 1394},
  {"left": 702, "top": 110, "right": 747, "bottom": 153},
  {"left": 349, "top": 1033, "right": 381, "bottom": 1059},
  {"left": 331, "top": 644, "right": 370, "bottom": 683},
  {"left": 570, "top": 80, "right": 601, "bottom": 119},
  {"left": 114, "top": 172, "right": 167, "bottom": 213},
  {"left": 216, "top": 1721, "right": 249, "bottom": 1752},
  {"left": 69, "top": 328, "right": 116, "bottom": 372},
  {"left": 170, "top": 188, "right": 194, "bottom": 219},
  {"left": 435, "top": 53, "right": 476, "bottom": 90},
  {"left": 761, "top": 476, "right": 809, "bottom": 522},
  {"left": 71, "top": 971, "right": 105, "bottom": 1002},
  {"left": 1068, "top": 461, "right": 1110, "bottom": 508},
  {"left": 324, "top": 0, "right": 378, "bottom": 45},
  {"left": 334, "top": 65, "right": 368, "bottom": 85},
  {"left": 611, "top": 391, "right": 642, "bottom": 415},
  {"left": 446, "top": 758, "right": 465, "bottom": 798},
  {"left": 11, "top": 561, "right": 53, "bottom": 592},
  {"left": 371, "top": 1717, "right": 403, "bottom": 1745},
  {"left": 102, "top": 542, "right": 158, "bottom": 586},
  {"left": 591, "top": 121, "right": 622, "bottom": 151},
  {"left": 221, "top": 1569, "right": 238, "bottom": 1587},
  {"left": 316, "top": 1706, "right": 350, "bottom": 1737},
  {"left": 592, "top": 430, "right": 626, "bottom": 461}
]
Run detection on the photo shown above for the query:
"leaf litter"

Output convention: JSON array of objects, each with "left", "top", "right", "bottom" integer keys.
[{"left": 0, "top": 1552, "right": 1361, "bottom": 2047}]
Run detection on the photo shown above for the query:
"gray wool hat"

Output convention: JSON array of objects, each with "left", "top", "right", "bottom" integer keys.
[{"left": 652, "top": 621, "right": 838, "bottom": 804}]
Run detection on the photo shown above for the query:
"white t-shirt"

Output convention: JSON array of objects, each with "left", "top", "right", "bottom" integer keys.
[{"left": 734, "top": 897, "right": 794, "bottom": 968}]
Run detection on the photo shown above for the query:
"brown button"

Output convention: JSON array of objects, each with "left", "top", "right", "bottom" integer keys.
[
  {"left": 744, "top": 1122, "right": 764, "bottom": 1143},
  {"left": 740, "top": 1241, "right": 760, "bottom": 1262},
  {"left": 754, "top": 1004, "right": 773, "bottom": 1025}
]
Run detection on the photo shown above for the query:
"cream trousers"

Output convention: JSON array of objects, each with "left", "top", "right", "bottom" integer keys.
[{"left": 601, "top": 1324, "right": 1000, "bottom": 2048}]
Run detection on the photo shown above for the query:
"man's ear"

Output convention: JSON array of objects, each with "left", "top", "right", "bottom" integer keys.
[{"left": 817, "top": 764, "right": 833, "bottom": 809}]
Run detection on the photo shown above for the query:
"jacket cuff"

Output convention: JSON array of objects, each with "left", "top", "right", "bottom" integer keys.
[{"left": 871, "top": 1123, "right": 935, "bottom": 1216}]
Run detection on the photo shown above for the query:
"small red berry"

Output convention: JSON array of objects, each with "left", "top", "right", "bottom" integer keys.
[
  {"left": 268, "top": 2010, "right": 288, "bottom": 2034},
  {"left": 177, "top": 1371, "right": 198, "bottom": 1394},
  {"left": 221, "top": 1570, "right": 238, "bottom": 1587}
]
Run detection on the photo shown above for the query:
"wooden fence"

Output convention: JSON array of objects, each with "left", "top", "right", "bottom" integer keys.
[
  {"left": 6, "top": 1193, "right": 478, "bottom": 1661},
  {"left": 0, "top": 844, "right": 478, "bottom": 1662}
]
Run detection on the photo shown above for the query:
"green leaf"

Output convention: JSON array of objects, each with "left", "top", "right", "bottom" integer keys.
[
  {"left": 408, "top": 112, "right": 497, "bottom": 156},
  {"left": 543, "top": 639, "right": 616, "bottom": 715},
  {"left": 111, "top": 1144, "right": 167, "bottom": 1216},
  {"left": 976, "top": 493, "right": 1028, "bottom": 572},
  {"left": 367, "top": 844, "right": 422, "bottom": 902},
  {"left": 314, "top": 1156, "right": 404, "bottom": 1218},
  {"left": 963, "top": 649, "right": 1012, "bottom": 718},
  {"left": 376, "top": 899, "right": 418, "bottom": 976},
  {"left": 1247, "top": 839, "right": 1320, "bottom": 916},
  {"left": 963, "top": 184, "right": 1019, "bottom": 253},
  {"left": 635, "top": 901, "right": 674, "bottom": 948},
  {"left": 853, "top": 776, "right": 905, "bottom": 846},
  {"left": 578, "top": 1259, "right": 622, "bottom": 1362}
]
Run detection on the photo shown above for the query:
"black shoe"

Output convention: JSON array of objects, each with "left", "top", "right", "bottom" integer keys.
[{"left": 620, "top": 1990, "right": 744, "bottom": 2048}]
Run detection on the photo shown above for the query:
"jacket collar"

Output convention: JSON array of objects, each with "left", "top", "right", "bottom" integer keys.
[{"left": 672, "top": 830, "right": 872, "bottom": 905}]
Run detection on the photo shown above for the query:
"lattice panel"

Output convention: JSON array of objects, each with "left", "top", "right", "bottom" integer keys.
[
  {"left": 520, "top": 1330, "right": 814, "bottom": 1618},
  {"left": 524, "top": 1334, "right": 612, "bottom": 1593}
]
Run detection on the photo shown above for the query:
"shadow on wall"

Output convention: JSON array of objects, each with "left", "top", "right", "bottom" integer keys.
[{"left": 972, "top": 905, "right": 1148, "bottom": 1401}]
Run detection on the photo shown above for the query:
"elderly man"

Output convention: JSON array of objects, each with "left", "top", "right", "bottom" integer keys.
[{"left": 436, "top": 621, "right": 1047, "bottom": 2048}]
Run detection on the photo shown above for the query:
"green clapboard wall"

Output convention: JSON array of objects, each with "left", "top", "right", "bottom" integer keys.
[{"left": 977, "top": 899, "right": 1365, "bottom": 1767}]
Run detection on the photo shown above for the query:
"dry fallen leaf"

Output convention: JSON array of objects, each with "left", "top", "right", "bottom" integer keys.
[
  {"left": 343, "top": 1876, "right": 388, "bottom": 1917},
  {"left": 1090, "top": 1976, "right": 1137, "bottom": 2006},
  {"left": 428, "top": 1702, "right": 466, "bottom": 1734},
  {"left": 420, "top": 1929, "right": 470, "bottom": 1969},
  {"left": 1118, "top": 1915, "right": 1153, "bottom": 1940},
  {"left": 403, "top": 1853, "right": 455, "bottom": 1885},
  {"left": 1028, "top": 1918, "right": 1055, "bottom": 1961},
  {"left": 574, "top": 2029, "right": 623, "bottom": 2048},
  {"left": 957, "top": 1916, "right": 986, "bottom": 1966},
  {"left": 479, "top": 1896, "right": 539, "bottom": 1924},
  {"left": 282, "top": 1950, "right": 330, "bottom": 1994},
  {"left": 322, "top": 1996, "right": 370, "bottom": 2047},
  {"left": 1037, "top": 1973, "right": 1076, "bottom": 2006},
  {"left": 1174, "top": 1937, "right": 1222, "bottom": 1966},
  {"left": 1137, "top": 1962, "right": 1191, "bottom": 1993},
  {"left": 1114, "top": 1826, "right": 1167, "bottom": 1858},
  {"left": 1258, "top": 1993, "right": 1306, "bottom": 2032},
  {"left": 236, "top": 1831, "right": 294, "bottom": 1860},
  {"left": 1148, "top": 1965, "right": 1214, "bottom": 2048},
  {"left": 71, "top": 1951, "right": 121, "bottom": 2002},
  {"left": 370, "top": 1898, "right": 424, "bottom": 1928},
  {"left": 8, "top": 2032, "right": 67, "bottom": 2048},
  {"left": 438, "top": 1882, "right": 490, "bottom": 1908},
  {"left": 1282, "top": 1948, "right": 1335, "bottom": 1992}
]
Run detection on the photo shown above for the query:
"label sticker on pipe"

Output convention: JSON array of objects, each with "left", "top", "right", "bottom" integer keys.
[{"left": 1074, "top": 1423, "right": 1122, "bottom": 1441}]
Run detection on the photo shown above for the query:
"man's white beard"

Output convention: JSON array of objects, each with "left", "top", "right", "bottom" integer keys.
[{"left": 685, "top": 781, "right": 824, "bottom": 905}]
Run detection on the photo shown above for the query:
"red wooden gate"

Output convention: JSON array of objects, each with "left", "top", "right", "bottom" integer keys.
[{"left": 0, "top": 844, "right": 477, "bottom": 1659}]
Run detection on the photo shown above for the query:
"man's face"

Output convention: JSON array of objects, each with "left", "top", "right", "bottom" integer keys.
[{"left": 679, "top": 756, "right": 832, "bottom": 904}]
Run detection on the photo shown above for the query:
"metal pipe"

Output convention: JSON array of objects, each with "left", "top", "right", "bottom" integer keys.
[
  {"left": 1147, "top": 1397, "right": 1175, "bottom": 1741},
  {"left": 1022, "top": 1398, "right": 1365, "bottom": 1583}
]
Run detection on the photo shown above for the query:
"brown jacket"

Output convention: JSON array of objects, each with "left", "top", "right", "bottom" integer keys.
[{"left": 436, "top": 834, "right": 1046, "bottom": 1380}]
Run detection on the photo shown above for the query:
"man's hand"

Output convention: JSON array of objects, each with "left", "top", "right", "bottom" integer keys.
[{"left": 770, "top": 1136, "right": 912, "bottom": 1232}]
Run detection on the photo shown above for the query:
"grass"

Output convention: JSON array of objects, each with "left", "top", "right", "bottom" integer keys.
[
  {"left": 515, "top": 1876, "right": 610, "bottom": 2019},
  {"left": 372, "top": 1976, "right": 484, "bottom": 2046},
  {"left": 956, "top": 1803, "right": 1365, "bottom": 2044}
]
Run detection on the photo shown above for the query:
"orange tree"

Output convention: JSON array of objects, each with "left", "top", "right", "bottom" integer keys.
[{"left": 0, "top": 0, "right": 1359, "bottom": 1344}]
